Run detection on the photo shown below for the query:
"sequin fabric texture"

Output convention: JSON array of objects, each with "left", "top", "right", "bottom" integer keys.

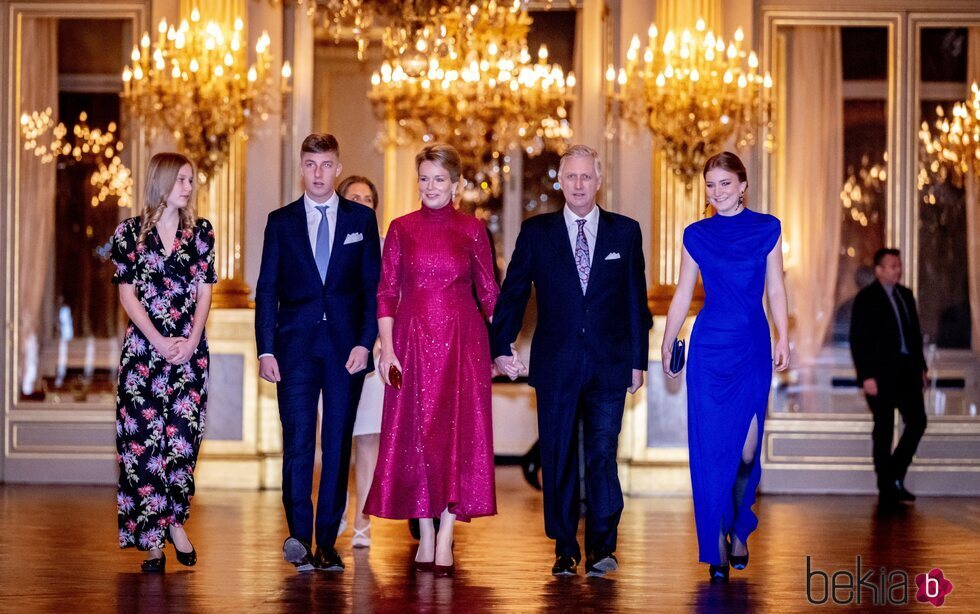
[{"left": 364, "top": 204, "right": 499, "bottom": 521}]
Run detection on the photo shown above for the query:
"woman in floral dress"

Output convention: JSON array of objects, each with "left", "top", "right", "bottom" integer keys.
[{"left": 110, "top": 152, "right": 216, "bottom": 572}]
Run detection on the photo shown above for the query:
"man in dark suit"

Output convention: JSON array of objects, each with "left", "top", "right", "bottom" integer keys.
[
  {"left": 255, "top": 133, "right": 381, "bottom": 571},
  {"left": 491, "top": 144, "right": 652, "bottom": 577},
  {"left": 849, "top": 247, "right": 927, "bottom": 504}
]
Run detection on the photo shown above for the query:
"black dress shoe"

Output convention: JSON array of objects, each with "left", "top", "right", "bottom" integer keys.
[
  {"left": 141, "top": 553, "right": 166, "bottom": 573},
  {"left": 283, "top": 537, "right": 315, "bottom": 572},
  {"left": 894, "top": 480, "right": 916, "bottom": 502},
  {"left": 167, "top": 528, "right": 197, "bottom": 567},
  {"left": 313, "top": 546, "right": 345, "bottom": 572},
  {"left": 709, "top": 563, "right": 730, "bottom": 583},
  {"left": 585, "top": 551, "right": 618, "bottom": 577},
  {"left": 552, "top": 555, "right": 577, "bottom": 576}
]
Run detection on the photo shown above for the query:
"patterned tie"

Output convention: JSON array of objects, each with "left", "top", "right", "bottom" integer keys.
[
  {"left": 574, "top": 218, "right": 590, "bottom": 294},
  {"left": 314, "top": 205, "right": 330, "bottom": 282}
]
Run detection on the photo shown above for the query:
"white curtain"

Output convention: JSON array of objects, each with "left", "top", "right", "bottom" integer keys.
[
  {"left": 18, "top": 18, "right": 58, "bottom": 395},
  {"left": 775, "top": 27, "right": 844, "bottom": 366},
  {"left": 967, "top": 29, "right": 980, "bottom": 352}
]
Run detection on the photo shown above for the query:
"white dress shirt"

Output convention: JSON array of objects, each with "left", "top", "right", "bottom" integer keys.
[
  {"left": 304, "top": 191, "right": 340, "bottom": 254},
  {"left": 562, "top": 204, "right": 600, "bottom": 266}
]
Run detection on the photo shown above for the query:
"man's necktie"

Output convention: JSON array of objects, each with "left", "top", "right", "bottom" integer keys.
[
  {"left": 892, "top": 288, "right": 911, "bottom": 355},
  {"left": 574, "top": 218, "right": 590, "bottom": 295},
  {"left": 315, "top": 205, "right": 330, "bottom": 282}
]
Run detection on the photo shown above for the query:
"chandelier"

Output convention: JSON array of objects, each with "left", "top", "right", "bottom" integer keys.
[
  {"left": 918, "top": 82, "right": 980, "bottom": 198},
  {"left": 607, "top": 18, "right": 773, "bottom": 186},
  {"left": 840, "top": 153, "right": 886, "bottom": 229},
  {"left": 369, "top": 0, "right": 573, "bottom": 196},
  {"left": 121, "top": 9, "right": 291, "bottom": 180},
  {"left": 309, "top": 0, "right": 464, "bottom": 60},
  {"left": 20, "top": 109, "right": 134, "bottom": 209}
]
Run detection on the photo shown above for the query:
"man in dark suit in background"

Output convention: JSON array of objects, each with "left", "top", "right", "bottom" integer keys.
[
  {"left": 849, "top": 247, "right": 927, "bottom": 504},
  {"left": 255, "top": 133, "right": 381, "bottom": 571},
  {"left": 491, "top": 144, "right": 652, "bottom": 577}
]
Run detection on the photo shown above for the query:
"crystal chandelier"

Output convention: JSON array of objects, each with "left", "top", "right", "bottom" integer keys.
[
  {"left": 369, "top": 0, "right": 573, "bottom": 195},
  {"left": 918, "top": 82, "right": 980, "bottom": 197},
  {"left": 20, "top": 109, "right": 134, "bottom": 209},
  {"left": 121, "top": 9, "right": 291, "bottom": 180},
  {"left": 309, "top": 0, "right": 465, "bottom": 60},
  {"left": 607, "top": 18, "right": 773, "bottom": 186}
]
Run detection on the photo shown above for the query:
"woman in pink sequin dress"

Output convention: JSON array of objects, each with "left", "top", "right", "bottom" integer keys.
[{"left": 364, "top": 144, "right": 499, "bottom": 575}]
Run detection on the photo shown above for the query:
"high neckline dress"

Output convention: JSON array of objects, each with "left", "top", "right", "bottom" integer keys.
[
  {"left": 364, "top": 205, "right": 500, "bottom": 521},
  {"left": 683, "top": 208, "right": 781, "bottom": 564}
]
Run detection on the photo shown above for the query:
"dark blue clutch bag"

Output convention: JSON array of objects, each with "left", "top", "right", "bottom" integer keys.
[{"left": 669, "top": 338, "right": 686, "bottom": 373}]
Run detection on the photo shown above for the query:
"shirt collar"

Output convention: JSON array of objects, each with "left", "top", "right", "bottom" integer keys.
[
  {"left": 563, "top": 204, "right": 600, "bottom": 227},
  {"left": 304, "top": 191, "right": 339, "bottom": 212}
]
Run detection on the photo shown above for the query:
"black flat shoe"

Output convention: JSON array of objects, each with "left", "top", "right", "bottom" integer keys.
[
  {"left": 141, "top": 553, "right": 166, "bottom": 573},
  {"left": 552, "top": 555, "right": 577, "bottom": 576},
  {"left": 167, "top": 529, "right": 197, "bottom": 567},
  {"left": 585, "top": 551, "right": 618, "bottom": 577},
  {"left": 313, "top": 546, "right": 345, "bottom": 572},
  {"left": 283, "top": 537, "right": 315, "bottom": 572},
  {"left": 709, "top": 563, "right": 730, "bottom": 583}
]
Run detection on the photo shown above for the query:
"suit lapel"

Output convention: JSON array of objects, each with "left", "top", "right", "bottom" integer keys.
[
  {"left": 547, "top": 213, "right": 582, "bottom": 295},
  {"left": 325, "top": 198, "right": 355, "bottom": 285},
  {"left": 585, "top": 208, "right": 612, "bottom": 300},
  {"left": 288, "top": 197, "right": 322, "bottom": 283}
]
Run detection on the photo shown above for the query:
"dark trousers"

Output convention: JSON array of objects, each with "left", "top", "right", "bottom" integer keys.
[
  {"left": 277, "top": 326, "right": 365, "bottom": 550},
  {"left": 866, "top": 358, "right": 927, "bottom": 490},
  {"left": 535, "top": 357, "right": 626, "bottom": 561}
]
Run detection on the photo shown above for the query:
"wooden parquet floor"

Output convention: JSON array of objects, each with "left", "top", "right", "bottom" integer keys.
[{"left": 1, "top": 467, "right": 977, "bottom": 613}]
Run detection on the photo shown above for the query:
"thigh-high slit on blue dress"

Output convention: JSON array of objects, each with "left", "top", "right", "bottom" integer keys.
[{"left": 683, "top": 208, "right": 781, "bottom": 565}]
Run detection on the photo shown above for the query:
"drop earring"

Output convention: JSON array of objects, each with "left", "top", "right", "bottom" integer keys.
[{"left": 738, "top": 193, "right": 744, "bottom": 209}]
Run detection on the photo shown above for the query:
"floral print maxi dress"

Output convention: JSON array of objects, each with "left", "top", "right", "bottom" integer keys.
[{"left": 110, "top": 217, "right": 217, "bottom": 551}]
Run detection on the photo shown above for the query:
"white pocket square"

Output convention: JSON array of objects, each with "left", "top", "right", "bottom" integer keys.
[
  {"left": 604, "top": 252, "right": 621, "bottom": 260},
  {"left": 343, "top": 232, "right": 364, "bottom": 245}
]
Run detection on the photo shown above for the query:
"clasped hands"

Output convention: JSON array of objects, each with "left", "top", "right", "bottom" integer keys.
[{"left": 152, "top": 336, "right": 199, "bottom": 366}]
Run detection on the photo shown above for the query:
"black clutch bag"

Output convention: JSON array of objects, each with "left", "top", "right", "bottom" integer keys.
[{"left": 669, "top": 338, "right": 686, "bottom": 374}]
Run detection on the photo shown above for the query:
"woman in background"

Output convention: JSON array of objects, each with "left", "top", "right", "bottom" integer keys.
[
  {"left": 110, "top": 152, "right": 217, "bottom": 572},
  {"left": 337, "top": 174, "right": 383, "bottom": 548},
  {"left": 661, "top": 151, "right": 789, "bottom": 583}
]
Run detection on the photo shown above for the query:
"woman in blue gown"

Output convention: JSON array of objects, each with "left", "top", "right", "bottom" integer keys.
[{"left": 661, "top": 152, "right": 790, "bottom": 582}]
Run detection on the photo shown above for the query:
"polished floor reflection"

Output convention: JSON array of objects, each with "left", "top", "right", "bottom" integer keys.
[{"left": 1, "top": 467, "right": 978, "bottom": 612}]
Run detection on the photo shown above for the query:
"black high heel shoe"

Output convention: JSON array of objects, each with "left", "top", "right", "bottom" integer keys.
[
  {"left": 141, "top": 553, "right": 166, "bottom": 573},
  {"left": 708, "top": 563, "right": 730, "bottom": 583},
  {"left": 167, "top": 527, "right": 197, "bottom": 567},
  {"left": 727, "top": 538, "right": 749, "bottom": 570}
]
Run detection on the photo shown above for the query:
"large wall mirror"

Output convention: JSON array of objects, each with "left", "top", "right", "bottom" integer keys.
[
  {"left": 10, "top": 7, "right": 143, "bottom": 407},
  {"left": 759, "top": 10, "right": 980, "bottom": 494},
  {"left": 4, "top": 3, "right": 145, "bottom": 481}
]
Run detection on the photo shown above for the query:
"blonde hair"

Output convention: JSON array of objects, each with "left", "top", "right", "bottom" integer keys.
[
  {"left": 138, "top": 152, "right": 197, "bottom": 245},
  {"left": 415, "top": 143, "right": 463, "bottom": 183},
  {"left": 558, "top": 144, "right": 602, "bottom": 178}
]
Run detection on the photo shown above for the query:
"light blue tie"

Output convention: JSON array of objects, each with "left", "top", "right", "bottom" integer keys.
[{"left": 314, "top": 205, "right": 330, "bottom": 282}]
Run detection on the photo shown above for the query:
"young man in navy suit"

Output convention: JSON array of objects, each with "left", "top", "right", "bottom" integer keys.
[
  {"left": 255, "top": 133, "right": 381, "bottom": 572},
  {"left": 491, "top": 144, "right": 652, "bottom": 577}
]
